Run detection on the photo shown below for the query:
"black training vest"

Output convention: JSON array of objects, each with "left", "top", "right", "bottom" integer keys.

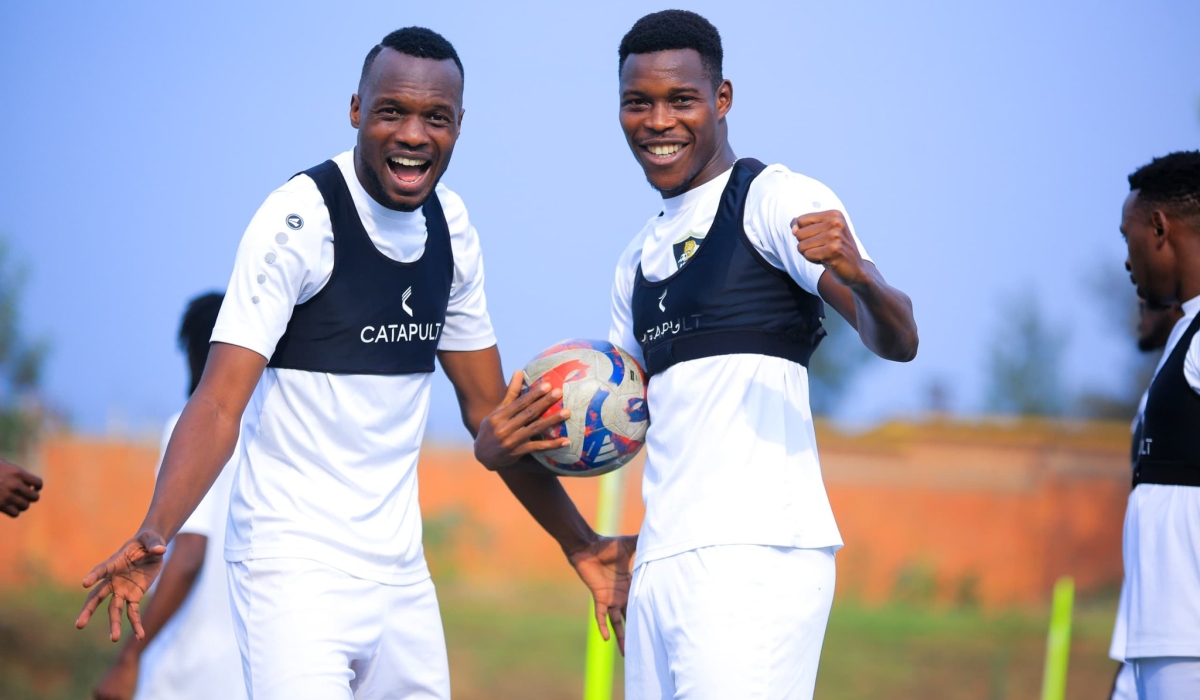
[
  {"left": 1133, "top": 312, "right": 1200, "bottom": 487},
  {"left": 630, "top": 158, "right": 826, "bottom": 378},
  {"left": 267, "top": 160, "right": 453, "bottom": 375}
]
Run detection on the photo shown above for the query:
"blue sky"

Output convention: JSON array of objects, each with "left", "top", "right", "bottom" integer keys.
[{"left": 2, "top": 0, "right": 1198, "bottom": 439}]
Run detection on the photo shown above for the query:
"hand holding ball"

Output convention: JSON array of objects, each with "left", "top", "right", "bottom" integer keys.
[{"left": 521, "top": 340, "right": 648, "bottom": 476}]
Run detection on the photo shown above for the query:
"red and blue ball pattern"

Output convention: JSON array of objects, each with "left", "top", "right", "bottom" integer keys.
[{"left": 521, "top": 339, "right": 648, "bottom": 476}]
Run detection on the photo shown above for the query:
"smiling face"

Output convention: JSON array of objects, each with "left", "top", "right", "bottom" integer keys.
[
  {"left": 619, "top": 49, "right": 733, "bottom": 198},
  {"left": 350, "top": 49, "right": 464, "bottom": 211},
  {"left": 1122, "top": 191, "right": 1177, "bottom": 306}
]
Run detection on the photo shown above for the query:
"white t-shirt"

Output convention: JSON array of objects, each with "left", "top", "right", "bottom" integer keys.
[
  {"left": 135, "top": 413, "right": 246, "bottom": 700},
  {"left": 212, "top": 150, "right": 496, "bottom": 584},
  {"left": 609, "top": 163, "right": 871, "bottom": 567},
  {"left": 1113, "top": 294, "right": 1200, "bottom": 661}
]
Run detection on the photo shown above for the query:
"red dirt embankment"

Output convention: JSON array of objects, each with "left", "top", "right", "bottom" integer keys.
[{"left": 1, "top": 419, "right": 1131, "bottom": 607}]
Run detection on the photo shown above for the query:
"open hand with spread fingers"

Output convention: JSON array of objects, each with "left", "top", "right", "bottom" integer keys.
[
  {"left": 791, "top": 210, "right": 870, "bottom": 287},
  {"left": 473, "top": 371, "right": 571, "bottom": 470},
  {"left": 569, "top": 535, "right": 637, "bottom": 655},
  {"left": 76, "top": 530, "right": 168, "bottom": 642}
]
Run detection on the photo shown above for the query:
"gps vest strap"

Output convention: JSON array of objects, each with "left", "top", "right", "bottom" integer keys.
[
  {"left": 630, "top": 158, "right": 826, "bottom": 378},
  {"left": 1133, "top": 312, "right": 1200, "bottom": 488},
  {"left": 267, "top": 160, "right": 453, "bottom": 375}
]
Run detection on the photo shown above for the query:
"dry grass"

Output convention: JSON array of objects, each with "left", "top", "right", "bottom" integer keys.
[{"left": 0, "top": 580, "right": 1119, "bottom": 700}]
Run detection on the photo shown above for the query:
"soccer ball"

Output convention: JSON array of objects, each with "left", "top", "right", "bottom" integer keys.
[{"left": 521, "top": 339, "right": 648, "bottom": 476}]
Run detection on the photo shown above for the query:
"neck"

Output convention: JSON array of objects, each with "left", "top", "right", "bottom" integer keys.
[
  {"left": 663, "top": 141, "right": 737, "bottom": 199},
  {"left": 1173, "top": 224, "right": 1200, "bottom": 303}
]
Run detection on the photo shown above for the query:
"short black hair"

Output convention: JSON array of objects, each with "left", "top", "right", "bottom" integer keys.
[
  {"left": 619, "top": 10, "right": 724, "bottom": 90},
  {"left": 360, "top": 27, "right": 464, "bottom": 93},
  {"left": 177, "top": 292, "right": 224, "bottom": 397},
  {"left": 1128, "top": 150, "right": 1200, "bottom": 221}
]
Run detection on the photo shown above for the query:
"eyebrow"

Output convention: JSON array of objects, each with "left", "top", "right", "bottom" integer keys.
[
  {"left": 620, "top": 84, "right": 704, "bottom": 98},
  {"left": 373, "top": 96, "right": 456, "bottom": 113}
]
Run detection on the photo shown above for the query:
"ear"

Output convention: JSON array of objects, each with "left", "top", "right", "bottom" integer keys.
[
  {"left": 716, "top": 79, "right": 733, "bottom": 120},
  {"left": 350, "top": 94, "right": 362, "bottom": 129},
  {"left": 458, "top": 107, "right": 465, "bottom": 131},
  {"left": 1151, "top": 209, "right": 1171, "bottom": 250}
]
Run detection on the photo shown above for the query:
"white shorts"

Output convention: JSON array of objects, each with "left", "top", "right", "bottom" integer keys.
[
  {"left": 625, "top": 545, "right": 836, "bottom": 700},
  {"left": 227, "top": 558, "right": 450, "bottom": 700},
  {"left": 1132, "top": 657, "right": 1200, "bottom": 700},
  {"left": 1111, "top": 663, "right": 1135, "bottom": 700}
]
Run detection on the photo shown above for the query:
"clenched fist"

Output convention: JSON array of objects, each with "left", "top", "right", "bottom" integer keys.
[{"left": 791, "top": 210, "right": 869, "bottom": 287}]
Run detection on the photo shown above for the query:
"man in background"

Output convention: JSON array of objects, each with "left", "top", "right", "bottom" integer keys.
[
  {"left": 1116, "top": 149, "right": 1200, "bottom": 699},
  {"left": 93, "top": 292, "right": 245, "bottom": 700},
  {"left": 1110, "top": 297, "right": 1183, "bottom": 700}
]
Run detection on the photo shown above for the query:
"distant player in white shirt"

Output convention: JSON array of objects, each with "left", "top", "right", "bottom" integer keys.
[
  {"left": 1109, "top": 298, "right": 1182, "bottom": 700},
  {"left": 93, "top": 293, "right": 246, "bottom": 700},
  {"left": 494, "top": 10, "right": 918, "bottom": 700},
  {"left": 1115, "top": 150, "right": 1200, "bottom": 700},
  {"left": 76, "top": 27, "right": 629, "bottom": 699}
]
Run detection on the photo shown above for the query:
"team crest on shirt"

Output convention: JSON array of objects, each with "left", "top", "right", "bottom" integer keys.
[{"left": 673, "top": 233, "right": 704, "bottom": 268}]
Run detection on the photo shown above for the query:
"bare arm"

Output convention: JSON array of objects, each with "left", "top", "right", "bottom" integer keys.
[
  {"left": 77, "top": 342, "right": 265, "bottom": 641},
  {"left": 793, "top": 211, "right": 919, "bottom": 362},
  {"left": 438, "top": 346, "right": 637, "bottom": 651},
  {"left": 93, "top": 534, "right": 207, "bottom": 700},
  {"left": 438, "top": 346, "right": 597, "bottom": 556},
  {"left": 142, "top": 344, "right": 264, "bottom": 539}
]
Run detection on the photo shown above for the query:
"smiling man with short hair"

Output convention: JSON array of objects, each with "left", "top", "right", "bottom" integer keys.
[
  {"left": 604, "top": 10, "right": 919, "bottom": 699},
  {"left": 76, "top": 26, "right": 627, "bottom": 699}
]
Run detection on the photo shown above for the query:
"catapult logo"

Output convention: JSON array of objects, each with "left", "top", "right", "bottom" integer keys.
[
  {"left": 360, "top": 287, "right": 440, "bottom": 343},
  {"left": 402, "top": 287, "right": 413, "bottom": 317},
  {"left": 285, "top": 214, "right": 304, "bottom": 230},
  {"left": 658, "top": 288, "right": 668, "bottom": 313}
]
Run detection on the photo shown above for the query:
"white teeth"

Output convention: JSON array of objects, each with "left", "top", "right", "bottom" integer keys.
[
  {"left": 390, "top": 156, "right": 427, "bottom": 167},
  {"left": 649, "top": 144, "right": 682, "bottom": 156}
]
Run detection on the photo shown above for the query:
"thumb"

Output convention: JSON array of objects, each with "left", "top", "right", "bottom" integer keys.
[{"left": 136, "top": 530, "right": 168, "bottom": 557}]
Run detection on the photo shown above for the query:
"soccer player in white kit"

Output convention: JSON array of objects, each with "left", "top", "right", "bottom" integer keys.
[
  {"left": 1109, "top": 298, "right": 1182, "bottom": 700},
  {"left": 601, "top": 11, "right": 918, "bottom": 699},
  {"left": 76, "top": 27, "right": 631, "bottom": 700},
  {"left": 1115, "top": 150, "right": 1200, "bottom": 700},
  {"left": 93, "top": 293, "right": 246, "bottom": 700}
]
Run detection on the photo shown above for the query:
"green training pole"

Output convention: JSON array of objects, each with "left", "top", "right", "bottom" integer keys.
[
  {"left": 1040, "top": 576, "right": 1075, "bottom": 700},
  {"left": 583, "top": 468, "right": 627, "bottom": 700}
]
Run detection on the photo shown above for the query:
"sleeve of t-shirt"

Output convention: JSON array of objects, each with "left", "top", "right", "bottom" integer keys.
[
  {"left": 608, "top": 234, "right": 646, "bottom": 370},
  {"left": 154, "top": 413, "right": 214, "bottom": 538},
  {"left": 1185, "top": 332, "right": 1200, "bottom": 394},
  {"left": 744, "top": 167, "right": 872, "bottom": 297},
  {"left": 437, "top": 187, "right": 497, "bottom": 352},
  {"left": 210, "top": 178, "right": 330, "bottom": 360}
]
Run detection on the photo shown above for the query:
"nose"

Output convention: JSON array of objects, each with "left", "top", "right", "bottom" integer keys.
[
  {"left": 646, "top": 102, "right": 675, "bottom": 133},
  {"left": 395, "top": 115, "right": 431, "bottom": 149}
]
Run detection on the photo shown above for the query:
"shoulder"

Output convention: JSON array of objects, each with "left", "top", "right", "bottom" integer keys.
[
  {"left": 434, "top": 182, "right": 469, "bottom": 232},
  {"left": 747, "top": 163, "right": 843, "bottom": 212},
  {"left": 434, "top": 183, "right": 478, "bottom": 247},
  {"left": 434, "top": 183, "right": 485, "bottom": 275},
  {"left": 615, "top": 216, "right": 656, "bottom": 274},
  {"left": 246, "top": 171, "right": 328, "bottom": 239}
]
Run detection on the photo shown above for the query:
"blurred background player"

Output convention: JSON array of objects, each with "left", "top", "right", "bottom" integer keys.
[
  {"left": 0, "top": 457, "right": 41, "bottom": 518},
  {"left": 93, "top": 292, "right": 246, "bottom": 700},
  {"left": 1109, "top": 297, "right": 1183, "bottom": 700},
  {"left": 76, "top": 26, "right": 626, "bottom": 699},
  {"left": 1116, "top": 149, "right": 1200, "bottom": 700},
  {"left": 602, "top": 10, "right": 918, "bottom": 699}
]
